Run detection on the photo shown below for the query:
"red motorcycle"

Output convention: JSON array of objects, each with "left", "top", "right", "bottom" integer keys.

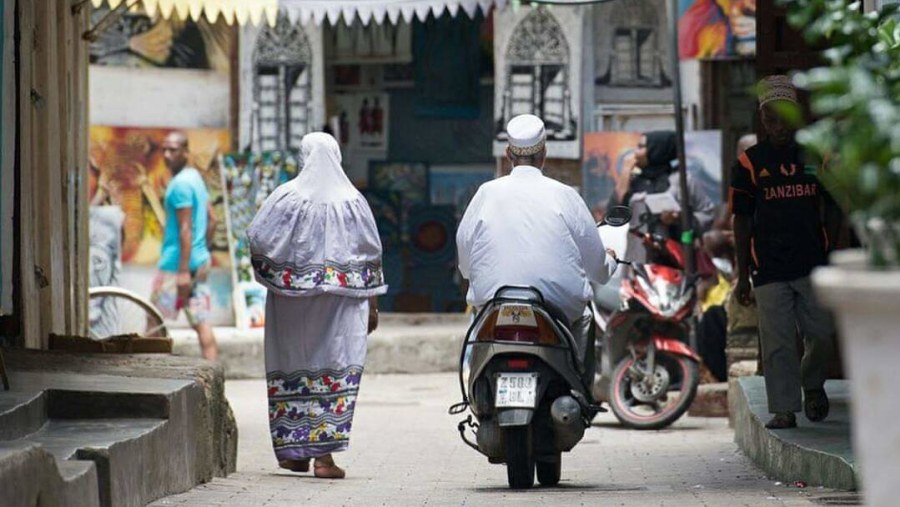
[{"left": 591, "top": 224, "right": 701, "bottom": 430}]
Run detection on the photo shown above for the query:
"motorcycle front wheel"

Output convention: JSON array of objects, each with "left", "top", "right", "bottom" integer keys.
[
  {"left": 504, "top": 426, "right": 535, "bottom": 489},
  {"left": 609, "top": 353, "right": 699, "bottom": 430}
]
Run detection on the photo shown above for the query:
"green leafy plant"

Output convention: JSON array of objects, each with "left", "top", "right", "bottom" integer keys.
[{"left": 781, "top": 0, "right": 900, "bottom": 267}]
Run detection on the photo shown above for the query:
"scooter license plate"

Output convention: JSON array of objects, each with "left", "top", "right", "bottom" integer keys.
[{"left": 495, "top": 372, "right": 539, "bottom": 408}]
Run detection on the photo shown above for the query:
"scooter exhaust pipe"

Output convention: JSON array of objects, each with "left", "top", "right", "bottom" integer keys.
[{"left": 550, "top": 396, "right": 585, "bottom": 451}]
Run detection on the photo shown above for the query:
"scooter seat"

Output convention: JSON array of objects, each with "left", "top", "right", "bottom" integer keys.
[{"left": 490, "top": 286, "right": 571, "bottom": 329}]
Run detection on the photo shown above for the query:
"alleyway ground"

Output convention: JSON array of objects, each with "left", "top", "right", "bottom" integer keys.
[{"left": 152, "top": 374, "right": 844, "bottom": 506}]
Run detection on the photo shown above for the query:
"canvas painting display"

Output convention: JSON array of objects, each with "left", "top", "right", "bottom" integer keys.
[
  {"left": 221, "top": 152, "right": 299, "bottom": 329},
  {"left": 334, "top": 92, "right": 390, "bottom": 154},
  {"left": 582, "top": 130, "right": 724, "bottom": 218},
  {"left": 582, "top": 132, "right": 643, "bottom": 218},
  {"left": 88, "top": 126, "right": 231, "bottom": 268},
  {"left": 429, "top": 165, "right": 495, "bottom": 221},
  {"left": 89, "top": 7, "right": 233, "bottom": 72},
  {"left": 678, "top": 0, "right": 756, "bottom": 59},
  {"left": 684, "top": 130, "right": 725, "bottom": 205},
  {"left": 493, "top": 6, "right": 584, "bottom": 160}
]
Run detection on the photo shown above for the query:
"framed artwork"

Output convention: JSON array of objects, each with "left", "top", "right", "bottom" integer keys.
[
  {"left": 220, "top": 151, "right": 299, "bottom": 328},
  {"left": 88, "top": 126, "right": 231, "bottom": 267}
]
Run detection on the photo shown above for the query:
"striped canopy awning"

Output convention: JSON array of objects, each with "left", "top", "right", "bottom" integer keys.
[{"left": 91, "top": 0, "right": 507, "bottom": 26}]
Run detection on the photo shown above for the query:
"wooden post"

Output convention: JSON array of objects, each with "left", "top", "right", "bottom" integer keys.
[
  {"left": 74, "top": 2, "right": 90, "bottom": 337},
  {"left": 17, "top": 0, "right": 40, "bottom": 349},
  {"left": 32, "top": 0, "right": 67, "bottom": 345}
]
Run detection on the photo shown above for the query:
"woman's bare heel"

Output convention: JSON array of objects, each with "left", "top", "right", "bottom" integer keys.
[{"left": 313, "top": 454, "right": 346, "bottom": 479}]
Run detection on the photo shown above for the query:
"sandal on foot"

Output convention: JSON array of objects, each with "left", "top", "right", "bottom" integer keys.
[
  {"left": 805, "top": 389, "right": 830, "bottom": 422},
  {"left": 278, "top": 459, "right": 310, "bottom": 473},
  {"left": 314, "top": 455, "right": 346, "bottom": 479},
  {"left": 765, "top": 412, "right": 797, "bottom": 429}
]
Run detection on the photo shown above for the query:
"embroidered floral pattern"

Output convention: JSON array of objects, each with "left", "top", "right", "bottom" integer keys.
[
  {"left": 251, "top": 256, "right": 385, "bottom": 294},
  {"left": 267, "top": 367, "right": 363, "bottom": 459}
]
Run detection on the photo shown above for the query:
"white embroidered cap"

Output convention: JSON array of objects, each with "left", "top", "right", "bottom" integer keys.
[
  {"left": 506, "top": 114, "right": 546, "bottom": 157},
  {"left": 758, "top": 75, "right": 798, "bottom": 109}
]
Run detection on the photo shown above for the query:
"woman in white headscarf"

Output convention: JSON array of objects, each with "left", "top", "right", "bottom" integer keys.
[{"left": 247, "top": 132, "right": 386, "bottom": 479}]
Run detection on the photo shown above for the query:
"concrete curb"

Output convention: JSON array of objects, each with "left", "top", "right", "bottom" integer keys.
[
  {"left": 731, "top": 376, "right": 857, "bottom": 490},
  {"left": 171, "top": 313, "right": 470, "bottom": 379}
]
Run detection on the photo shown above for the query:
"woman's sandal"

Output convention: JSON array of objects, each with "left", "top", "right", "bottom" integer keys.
[
  {"left": 313, "top": 454, "right": 346, "bottom": 479},
  {"left": 278, "top": 459, "right": 310, "bottom": 473}
]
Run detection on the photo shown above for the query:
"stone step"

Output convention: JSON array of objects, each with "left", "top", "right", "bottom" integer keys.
[
  {"left": 731, "top": 376, "right": 856, "bottom": 490},
  {"left": 0, "top": 442, "right": 100, "bottom": 507},
  {"left": 0, "top": 391, "right": 46, "bottom": 441},
  {"left": 57, "top": 460, "right": 101, "bottom": 507},
  {"left": 0, "top": 358, "right": 237, "bottom": 507},
  {"left": 20, "top": 418, "right": 166, "bottom": 461}
]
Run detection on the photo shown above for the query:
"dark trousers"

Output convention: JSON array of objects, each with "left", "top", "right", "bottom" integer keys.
[{"left": 755, "top": 276, "right": 835, "bottom": 413}]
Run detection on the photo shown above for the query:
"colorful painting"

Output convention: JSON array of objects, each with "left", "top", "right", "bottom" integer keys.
[
  {"left": 368, "top": 161, "right": 429, "bottom": 223},
  {"left": 221, "top": 151, "right": 299, "bottom": 328},
  {"left": 678, "top": 0, "right": 756, "bottom": 59},
  {"left": 334, "top": 92, "right": 390, "bottom": 154},
  {"left": 429, "top": 165, "right": 495, "bottom": 221},
  {"left": 89, "top": 7, "right": 233, "bottom": 72},
  {"left": 88, "top": 126, "right": 231, "bottom": 267},
  {"left": 582, "top": 131, "right": 724, "bottom": 216},
  {"left": 582, "top": 132, "right": 642, "bottom": 219}
]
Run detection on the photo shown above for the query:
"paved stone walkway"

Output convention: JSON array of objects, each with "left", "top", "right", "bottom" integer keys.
[{"left": 152, "top": 374, "right": 848, "bottom": 506}]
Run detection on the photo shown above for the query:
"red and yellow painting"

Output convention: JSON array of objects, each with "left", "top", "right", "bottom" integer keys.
[
  {"left": 582, "top": 132, "right": 642, "bottom": 220},
  {"left": 88, "top": 126, "right": 231, "bottom": 267},
  {"left": 678, "top": 0, "right": 756, "bottom": 59}
]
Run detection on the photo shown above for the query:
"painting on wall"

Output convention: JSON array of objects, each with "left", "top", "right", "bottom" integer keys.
[
  {"left": 369, "top": 161, "right": 429, "bottom": 228},
  {"left": 678, "top": 0, "right": 756, "bottom": 59},
  {"left": 582, "top": 132, "right": 642, "bottom": 219},
  {"left": 334, "top": 92, "right": 390, "bottom": 154},
  {"left": 593, "top": 0, "right": 672, "bottom": 93},
  {"left": 88, "top": 126, "right": 231, "bottom": 268},
  {"left": 221, "top": 151, "right": 299, "bottom": 328},
  {"left": 89, "top": 7, "right": 233, "bottom": 72},
  {"left": 493, "top": 6, "right": 584, "bottom": 160},
  {"left": 684, "top": 130, "right": 724, "bottom": 204},
  {"left": 429, "top": 165, "right": 495, "bottom": 221},
  {"left": 582, "top": 130, "right": 724, "bottom": 218}
]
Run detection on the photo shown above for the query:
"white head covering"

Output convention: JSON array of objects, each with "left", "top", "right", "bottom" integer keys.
[
  {"left": 247, "top": 132, "right": 387, "bottom": 298},
  {"left": 507, "top": 114, "right": 546, "bottom": 157},
  {"left": 293, "top": 132, "right": 358, "bottom": 202}
]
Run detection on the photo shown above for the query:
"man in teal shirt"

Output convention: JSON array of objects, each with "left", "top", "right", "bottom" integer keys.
[{"left": 151, "top": 132, "right": 218, "bottom": 360}]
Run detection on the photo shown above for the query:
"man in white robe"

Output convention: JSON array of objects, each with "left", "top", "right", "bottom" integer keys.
[{"left": 457, "top": 114, "right": 618, "bottom": 387}]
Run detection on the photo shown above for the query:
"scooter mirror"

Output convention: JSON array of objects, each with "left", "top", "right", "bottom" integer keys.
[{"left": 600, "top": 206, "right": 632, "bottom": 228}]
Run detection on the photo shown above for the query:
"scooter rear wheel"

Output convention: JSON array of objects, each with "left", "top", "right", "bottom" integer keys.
[
  {"left": 505, "top": 427, "right": 534, "bottom": 489},
  {"left": 536, "top": 455, "right": 561, "bottom": 486},
  {"left": 609, "top": 353, "right": 700, "bottom": 430}
]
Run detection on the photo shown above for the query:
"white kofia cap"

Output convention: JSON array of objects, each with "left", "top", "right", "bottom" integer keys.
[{"left": 506, "top": 114, "right": 546, "bottom": 156}]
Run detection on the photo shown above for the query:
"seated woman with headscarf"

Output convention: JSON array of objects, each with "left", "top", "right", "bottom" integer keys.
[
  {"left": 247, "top": 132, "right": 387, "bottom": 479},
  {"left": 611, "top": 130, "right": 716, "bottom": 263}
]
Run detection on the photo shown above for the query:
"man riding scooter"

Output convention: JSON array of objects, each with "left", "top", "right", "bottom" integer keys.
[
  {"left": 457, "top": 114, "right": 619, "bottom": 389},
  {"left": 453, "top": 115, "right": 625, "bottom": 489}
]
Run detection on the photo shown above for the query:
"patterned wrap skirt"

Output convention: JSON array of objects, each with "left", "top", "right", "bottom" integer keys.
[{"left": 264, "top": 292, "right": 369, "bottom": 461}]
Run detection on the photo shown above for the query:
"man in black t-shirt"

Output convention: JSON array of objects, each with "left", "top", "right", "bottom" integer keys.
[{"left": 730, "top": 75, "right": 835, "bottom": 430}]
